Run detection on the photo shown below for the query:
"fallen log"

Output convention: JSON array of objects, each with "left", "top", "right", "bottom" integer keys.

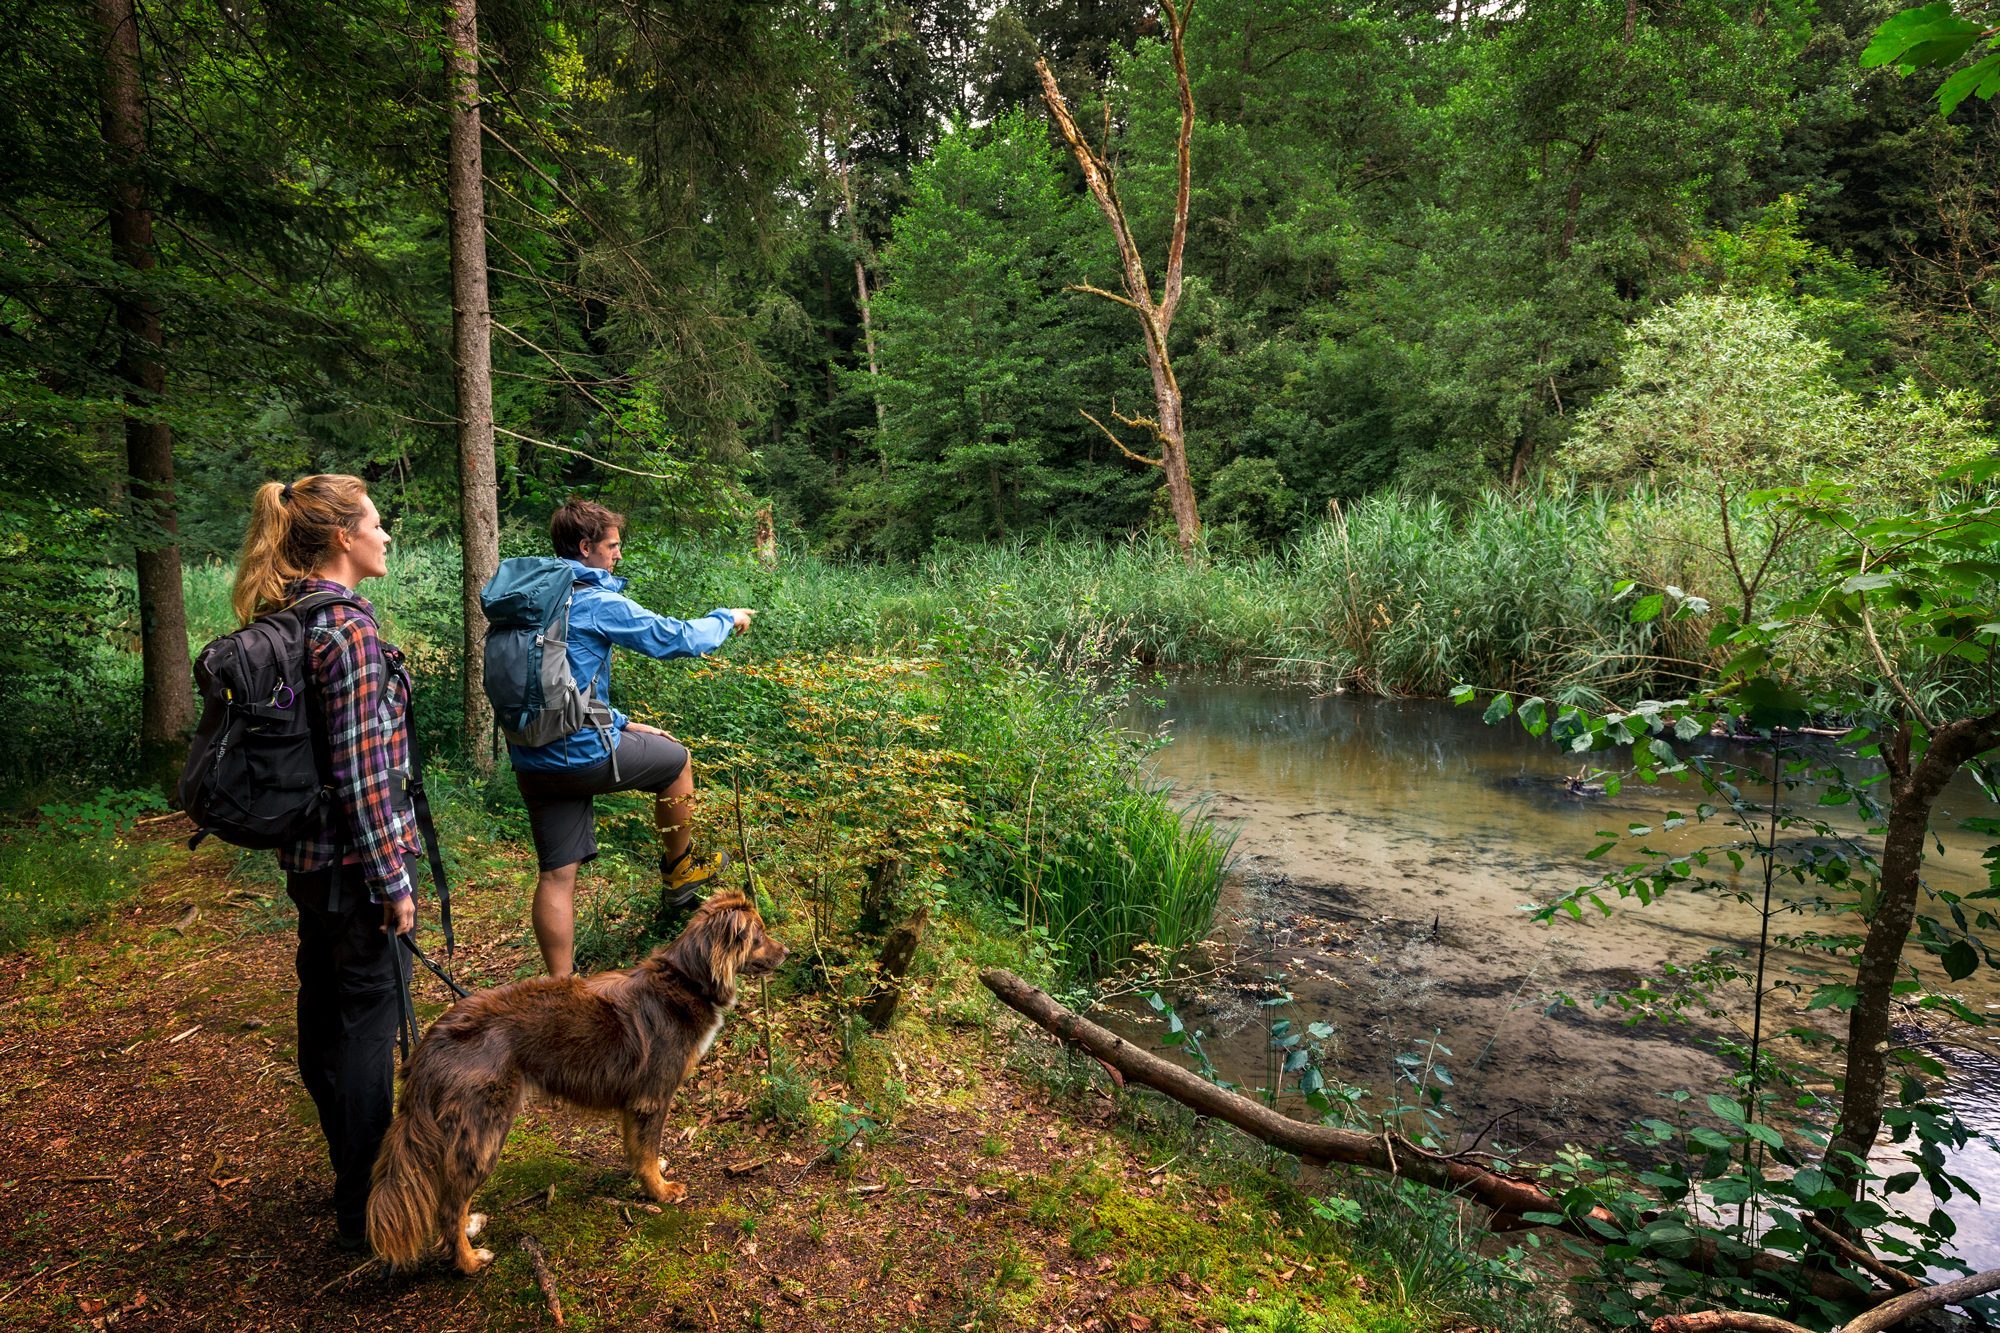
[
  {"left": 1654, "top": 1264, "right": 2000, "bottom": 1333},
  {"left": 980, "top": 968, "right": 1882, "bottom": 1309}
]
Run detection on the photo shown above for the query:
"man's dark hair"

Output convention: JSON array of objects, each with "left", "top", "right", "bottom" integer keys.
[{"left": 551, "top": 497, "right": 626, "bottom": 559}]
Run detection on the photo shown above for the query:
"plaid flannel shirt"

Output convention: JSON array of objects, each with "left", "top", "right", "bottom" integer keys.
[{"left": 277, "top": 579, "right": 419, "bottom": 900}]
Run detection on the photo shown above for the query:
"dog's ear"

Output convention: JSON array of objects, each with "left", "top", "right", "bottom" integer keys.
[{"left": 660, "top": 896, "right": 757, "bottom": 993}]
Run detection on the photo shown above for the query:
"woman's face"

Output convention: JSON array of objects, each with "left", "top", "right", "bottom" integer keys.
[{"left": 343, "top": 495, "right": 392, "bottom": 582}]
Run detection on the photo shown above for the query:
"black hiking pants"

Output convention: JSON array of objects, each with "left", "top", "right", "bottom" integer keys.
[{"left": 286, "top": 860, "right": 411, "bottom": 1241}]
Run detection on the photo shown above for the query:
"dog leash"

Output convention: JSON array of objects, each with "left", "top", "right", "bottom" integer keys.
[
  {"left": 392, "top": 933, "right": 472, "bottom": 1061},
  {"left": 402, "top": 934, "right": 471, "bottom": 999}
]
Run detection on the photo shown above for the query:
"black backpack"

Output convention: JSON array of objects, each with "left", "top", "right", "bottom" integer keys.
[{"left": 179, "top": 590, "right": 362, "bottom": 850}]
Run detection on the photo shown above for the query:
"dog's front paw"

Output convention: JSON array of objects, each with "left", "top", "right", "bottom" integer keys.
[
  {"left": 464, "top": 1212, "right": 487, "bottom": 1240},
  {"left": 644, "top": 1173, "right": 688, "bottom": 1205},
  {"left": 456, "top": 1246, "right": 495, "bottom": 1275}
]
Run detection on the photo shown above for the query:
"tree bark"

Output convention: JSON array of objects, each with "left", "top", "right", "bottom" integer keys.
[
  {"left": 446, "top": 0, "right": 499, "bottom": 767},
  {"left": 863, "top": 906, "right": 927, "bottom": 1030},
  {"left": 1822, "top": 714, "right": 2000, "bottom": 1200},
  {"left": 1654, "top": 1263, "right": 2000, "bottom": 1333},
  {"left": 96, "top": 0, "right": 195, "bottom": 787},
  {"left": 982, "top": 968, "right": 1885, "bottom": 1309},
  {"left": 835, "top": 158, "right": 887, "bottom": 441},
  {"left": 752, "top": 504, "right": 777, "bottom": 570},
  {"left": 1035, "top": 0, "right": 1202, "bottom": 561}
]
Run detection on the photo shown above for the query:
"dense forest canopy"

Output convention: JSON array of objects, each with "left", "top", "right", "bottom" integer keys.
[
  {"left": 1, "top": 0, "right": 1995, "bottom": 769},
  {"left": 5, "top": 0, "right": 1992, "bottom": 560}
]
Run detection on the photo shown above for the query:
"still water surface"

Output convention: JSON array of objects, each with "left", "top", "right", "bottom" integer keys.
[{"left": 1124, "top": 679, "right": 2000, "bottom": 1273}]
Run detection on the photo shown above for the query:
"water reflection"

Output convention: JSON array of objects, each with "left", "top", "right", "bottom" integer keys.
[{"left": 1121, "top": 678, "right": 2000, "bottom": 1276}]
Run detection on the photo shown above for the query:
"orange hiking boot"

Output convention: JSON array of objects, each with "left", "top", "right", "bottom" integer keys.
[{"left": 659, "top": 847, "right": 729, "bottom": 912}]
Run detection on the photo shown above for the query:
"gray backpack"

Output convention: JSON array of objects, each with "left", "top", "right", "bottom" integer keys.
[{"left": 480, "top": 558, "right": 618, "bottom": 767}]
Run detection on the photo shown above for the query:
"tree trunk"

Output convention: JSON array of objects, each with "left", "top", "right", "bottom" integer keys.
[
  {"left": 95, "top": 0, "right": 194, "bottom": 787},
  {"left": 863, "top": 906, "right": 927, "bottom": 1030},
  {"left": 1145, "top": 342, "right": 1200, "bottom": 554},
  {"left": 835, "top": 158, "right": 887, "bottom": 442},
  {"left": 1823, "top": 715, "right": 2000, "bottom": 1200},
  {"left": 446, "top": 0, "right": 499, "bottom": 767}
]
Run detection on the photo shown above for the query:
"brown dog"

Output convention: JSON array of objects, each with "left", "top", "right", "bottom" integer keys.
[{"left": 366, "top": 892, "right": 787, "bottom": 1273}]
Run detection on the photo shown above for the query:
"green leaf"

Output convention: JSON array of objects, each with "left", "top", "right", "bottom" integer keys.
[
  {"left": 1862, "top": 4, "right": 1981, "bottom": 69},
  {"left": 1939, "top": 51, "right": 2000, "bottom": 114},
  {"left": 1707, "top": 1093, "right": 1748, "bottom": 1125},
  {"left": 1938, "top": 938, "right": 1979, "bottom": 981},
  {"left": 1689, "top": 1126, "right": 1735, "bottom": 1152},
  {"left": 1734, "top": 676, "right": 1811, "bottom": 731},
  {"left": 1631, "top": 593, "right": 1665, "bottom": 624},
  {"left": 1450, "top": 684, "right": 1476, "bottom": 706},
  {"left": 1484, "top": 693, "right": 1514, "bottom": 725}
]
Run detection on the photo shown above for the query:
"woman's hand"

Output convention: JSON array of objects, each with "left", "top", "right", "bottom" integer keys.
[
  {"left": 625, "top": 720, "right": 677, "bottom": 741},
  {"left": 731, "top": 608, "right": 756, "bottom": 635},
  {"left": 381, "top": 892, "right": 416, "bottom": 937}
]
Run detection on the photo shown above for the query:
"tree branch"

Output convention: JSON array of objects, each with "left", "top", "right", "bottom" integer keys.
[
  {"left": 492, "top": 424, "right": 678, "bottom": 481},
  {"left": 1080, "top": 410, "right": 1163, "bottom": 468},
  {"left": 1065, "top": 283, "right": 1143, "bottom": 314},
  {"left": 1655, "top": 1262, "right": 2000, "bottom": 1333},
  {"left": 981, "top": 969, "right": 1883, "bottom": 1309}
]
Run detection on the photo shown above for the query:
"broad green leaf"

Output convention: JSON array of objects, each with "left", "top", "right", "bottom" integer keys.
[
  {"left": 1707, "top": 1093, "right": 1748, "bottom": 1125},
  {"left": 1939, "top": 51, "right": 2000, "bottom": 113},
  {"left": 1939, "top": 938, "right": 1979, "bottom": 981}
]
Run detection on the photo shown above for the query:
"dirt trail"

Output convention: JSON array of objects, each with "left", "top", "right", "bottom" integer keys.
[{"left": 0, "top": 820, "right": 1386, "bottom": 1332}]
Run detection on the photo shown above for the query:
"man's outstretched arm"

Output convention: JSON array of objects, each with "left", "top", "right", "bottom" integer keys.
[{"left": 597, "top": 595, "right": 738, "bottom": 661}]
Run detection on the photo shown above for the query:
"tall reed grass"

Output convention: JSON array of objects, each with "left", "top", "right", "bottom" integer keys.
[
  {"left": 1015, "top": 782, "right": 1236, "bottom": 975},
  {"left": 610, "top": 482, "right": 1821, "bottom": 704}
]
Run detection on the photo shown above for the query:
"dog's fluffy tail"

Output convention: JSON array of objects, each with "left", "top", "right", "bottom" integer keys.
[{"left": 367, "top": 1098, "right": 443, "bottom": 1270}]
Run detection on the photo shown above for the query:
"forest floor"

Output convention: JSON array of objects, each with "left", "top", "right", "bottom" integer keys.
[{"left": 0, "top": 816, "right": 1457, "bottom": 1333}]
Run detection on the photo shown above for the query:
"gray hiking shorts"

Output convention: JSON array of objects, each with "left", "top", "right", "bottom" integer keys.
[{"left": 513, "top": 729, "right": 689, "bottom": 871}]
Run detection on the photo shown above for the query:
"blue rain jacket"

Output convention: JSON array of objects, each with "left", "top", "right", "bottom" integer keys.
[{"left": 507, "top": 560, "right": 734, "bottom": 773}]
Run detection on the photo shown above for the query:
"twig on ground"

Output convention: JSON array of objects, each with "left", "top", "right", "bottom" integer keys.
[
  {"left": 312, "top": 1258, "right": 378, "bottom": 1297},
  {"left": 0, "top": 1258, "right": 83, "bottom": 1304},
  {"left": 505, "top": 1182, "right": 555, "bottom": 1212},
  {"left": 518, "top": 1235, "right": 565, "bottom": 1326}
]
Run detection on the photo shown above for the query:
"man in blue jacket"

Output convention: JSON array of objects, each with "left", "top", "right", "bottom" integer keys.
[{"left": 510, "top": 497, "right": 754, "bottom": 976}]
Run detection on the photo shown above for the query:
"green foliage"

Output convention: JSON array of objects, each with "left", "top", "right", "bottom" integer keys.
[
  {"left": 1448, "top": 463, "right": 2000, "bottom": 1318},
  {"left": 856, "top": 111, "right": 1148, "bottom": 554},
  {"left": 751, "top": 1044, "right": 817, "bottom": 1137},
  {"left": 0, "top": 792, "right": 162, "bottom": 952},
  {"left": 1564, "top": 291, "right": 1991, "bottom": 500},
  {"left": 1863, "top": 1, "right": 2000, "bottom": 113}
]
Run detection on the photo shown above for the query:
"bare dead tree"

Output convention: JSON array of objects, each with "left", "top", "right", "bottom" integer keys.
[
  {"left": 446, "top": 0, "right": 500, "bottom": 765},
  {"left": 1035, "top": 0, "right": 1203, "bottom": 561}
]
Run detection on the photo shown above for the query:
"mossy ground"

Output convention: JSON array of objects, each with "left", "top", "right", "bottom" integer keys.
[{"left": 0, "top": 807, "right": 1516, "bottom": 1331}]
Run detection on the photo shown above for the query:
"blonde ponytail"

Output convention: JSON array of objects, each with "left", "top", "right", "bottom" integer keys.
[{"left": 231, "top": 474, "right": 371, "bottom": 624}]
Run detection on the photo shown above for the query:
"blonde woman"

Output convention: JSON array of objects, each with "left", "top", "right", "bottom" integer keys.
[{"left": 232, "top": 474, "right": 419, "bottom": 1251}]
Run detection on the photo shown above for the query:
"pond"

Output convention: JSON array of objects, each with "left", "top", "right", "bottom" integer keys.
[{"left": 1121, "top": 678, "right": 2000, "bottom": 1276}]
